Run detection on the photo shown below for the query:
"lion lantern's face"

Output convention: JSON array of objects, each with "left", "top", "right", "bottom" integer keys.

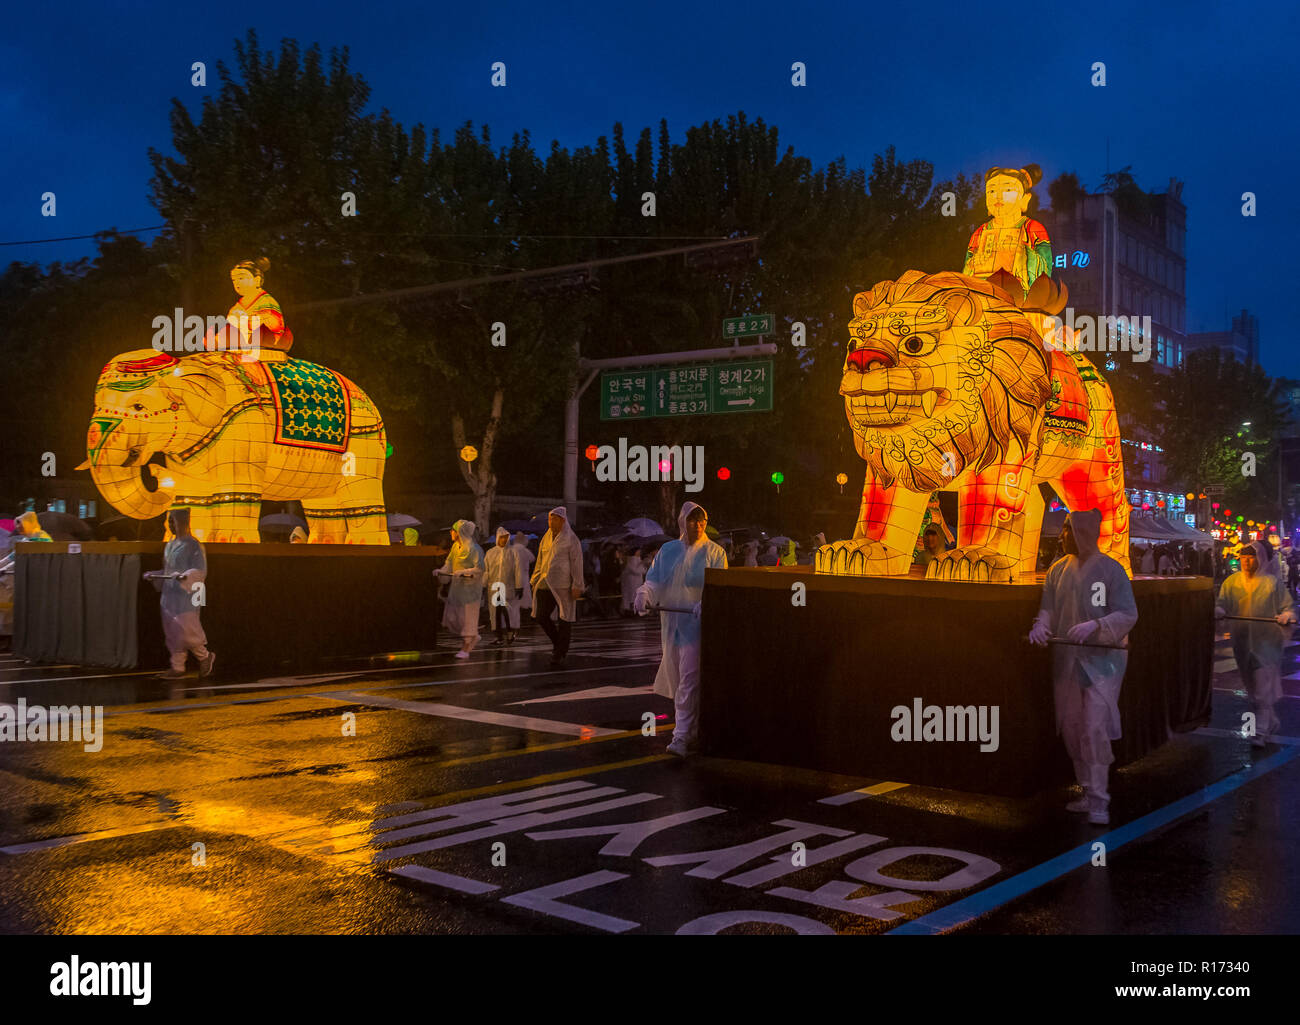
[{"left": 840, "top": 272, "right": 1053, "bottom": 494}]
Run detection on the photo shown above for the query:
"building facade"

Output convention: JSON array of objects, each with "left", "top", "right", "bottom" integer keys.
[
  {"left": 1041, "top": 177, "right": 1189, "bottom": 515},
  {"left": 1187, "top": 309, "right": 1260, "bottom": 364}
]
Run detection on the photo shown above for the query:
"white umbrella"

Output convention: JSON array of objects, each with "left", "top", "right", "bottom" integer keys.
[
  {"left": 624, "top": 517, "right": 664, "bottom": 537},
  {"left": 386, "top": 513, "right": 422, "bottom": 528}
]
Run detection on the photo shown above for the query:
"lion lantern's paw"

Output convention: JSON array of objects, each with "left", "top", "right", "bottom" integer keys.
[
  {"left": 925, "top": 545, "right": 1017, "bottom": 584},
  {"left": 815, "top": 538, "right": 911, "bottom": 576}
]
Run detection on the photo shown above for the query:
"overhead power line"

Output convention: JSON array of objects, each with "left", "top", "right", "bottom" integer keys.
[
  {"left": 293, "top": 236, "right": 760, "bottom": 311},
  {"left": 0, "top": 225, "right": 168, "bottom": 247}
]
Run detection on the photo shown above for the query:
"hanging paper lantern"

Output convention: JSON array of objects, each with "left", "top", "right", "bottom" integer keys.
[
  {"left": 717, "top": 466, "right": 731, "bottom": 480},
  {"left": 460, "top": 445, "right": 478, "bottom": 463}
]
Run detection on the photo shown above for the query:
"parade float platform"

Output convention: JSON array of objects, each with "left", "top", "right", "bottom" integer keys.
[
  {"left": 12, "top": 543, "right": 440, "bottom": 672},
  {"left": 699, "top": 567, "right": 1214, "bottom": 797}
]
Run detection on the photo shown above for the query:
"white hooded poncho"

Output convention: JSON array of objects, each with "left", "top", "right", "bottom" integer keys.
[
  {"left": 440, "top": 519, "right": 484, "bottom": 635},
  {"left": 640, "top": 501, "right": 728, "bottom": 697}
]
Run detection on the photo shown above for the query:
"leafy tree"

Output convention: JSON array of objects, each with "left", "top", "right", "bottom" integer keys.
[{"left": 1155, "top": 349, "right": 1291, "bottom": 519}]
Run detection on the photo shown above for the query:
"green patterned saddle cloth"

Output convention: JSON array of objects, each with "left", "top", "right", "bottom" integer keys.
[{"left": 265, "top": 359, "right": 351, "bottom": 453}]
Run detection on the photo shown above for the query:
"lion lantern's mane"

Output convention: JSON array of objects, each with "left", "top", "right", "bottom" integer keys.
[{"left": 848, "top": 271, "right": 1053, "bottom": 493}]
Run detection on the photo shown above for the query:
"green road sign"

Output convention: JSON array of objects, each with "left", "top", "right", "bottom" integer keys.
[
  {"left": 599, "top": 369, "right": 653, "bottom": 422},
  {"left": 653, "top": 363, "right": 712, "bottom": 416},
  {"left": 652, "top": 359, "right": 774, "bottom": 417},
  {"left": 723, "top": 313, "right": 774, "bottom": 338},
  {"left": 602, "top": 360, "right": 774, "bottom": 420},
  {"left": 708, "top": 359, "right": 773, "bottom": 413}
]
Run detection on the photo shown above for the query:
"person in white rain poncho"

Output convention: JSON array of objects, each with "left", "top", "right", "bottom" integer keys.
[
  {"left": 437, "top": 519, "right": 484, "bottom": 659},
  {"left": 531, "top": 507, "right": 584, "bottom": 668},
  {"left": 484, "top": 526, "right": 523, "bottom": 647},
  {"left": 619, "top": 547, "right": 646, "bottom": 617},
  {"left": 635, "top": 502, "right": 728, "bottom": 757},
  {"left": 1029, "top": 508, "right": 1138, "bottom": 825},
  {"left": 512, "top": 533, "right": 535, "bottom": 612},
  {"left": 1215, "top": 540, "right": 1296, "bottom": 746},
  {"left": 144, "top": 508, "right": 215, "bottom": 680}
]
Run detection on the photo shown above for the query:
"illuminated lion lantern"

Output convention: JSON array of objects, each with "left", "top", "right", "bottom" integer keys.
[
  {"left": 815, "top": 271, "right": 1130, "bottom": 582},
  {"left": 79, "top": 350, "right": 389, "bottom": 543}
]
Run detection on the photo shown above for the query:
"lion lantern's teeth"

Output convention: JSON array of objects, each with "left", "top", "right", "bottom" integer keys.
[
  {"left": 884, "top": 391, "right": 898, "bottom": 412},
  {"left": 921, "top": 390, "right": 937, "bottom": 418}
]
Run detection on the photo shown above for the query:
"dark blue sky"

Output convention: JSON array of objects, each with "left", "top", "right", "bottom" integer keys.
[{"left": 3, "top": 0, "right": 1296, "bottom": 373}]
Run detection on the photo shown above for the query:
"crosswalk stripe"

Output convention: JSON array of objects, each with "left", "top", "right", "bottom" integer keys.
[
  {"left": 819, "top": 781, "right": 910, "bottom": 805},
  {"left": 312, "top": 691, "right": 625, "bottom": 737}
]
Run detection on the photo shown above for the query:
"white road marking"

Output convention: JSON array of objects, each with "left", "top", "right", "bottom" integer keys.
[
  {"left": 315, "top": 691, "right": 623, "bottom": 737},
  {"left": 387, "top": 864, "right": 500, "bottom": 894},
  {"left": 0, "top": 821, "right": 174, "bottom": 855},
  {"left": 508, "top": 685, "right": 655, "bottom": 706},
  {"left": 818, "top": 782, "right": 911, "bottom": 805},
  {"left": 500, "top": 870, "right": 638, "bottom": 933},
  {"left": 0, "top": 670, "right": 160, "bottom": 685}
]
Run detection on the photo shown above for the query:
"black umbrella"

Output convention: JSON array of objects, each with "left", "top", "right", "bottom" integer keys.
[{"left": 36, "top": 511, "right": 93, "bottom": 541}]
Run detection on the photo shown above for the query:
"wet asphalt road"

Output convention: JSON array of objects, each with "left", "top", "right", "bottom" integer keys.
[{"left": 0, "top": 615, "right": 1297, "bottom": 935}]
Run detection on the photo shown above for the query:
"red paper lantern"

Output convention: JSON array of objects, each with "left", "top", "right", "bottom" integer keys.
[
  {"left": 584, "top": 444, "right": 600, "bottom": 461},
  {"left": 717, "top": 466, "right": 731, "bottom": 480}
]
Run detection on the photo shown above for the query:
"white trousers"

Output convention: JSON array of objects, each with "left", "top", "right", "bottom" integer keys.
[
  {"left": 1240, "top": 659, "right": 1282, "bottom": 738},
  {"left": 1056, "top": 680, "right": 1116, "bottom": 803},
  {"left": 163, "top": 610, "right": 209, "bottom": 672},
  {"left": 658, "top": 642, "right": 701, "bottom": 745}
]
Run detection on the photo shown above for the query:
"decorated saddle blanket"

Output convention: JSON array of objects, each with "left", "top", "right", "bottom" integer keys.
[
  {"left": 1043, "top": 348, "right": 1092, "bottom": 434},
  {"left": 264, "top": 359, "right": 351, "bottom": 453}
]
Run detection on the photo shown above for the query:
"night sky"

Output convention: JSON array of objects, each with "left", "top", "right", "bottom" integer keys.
[{"left": 3, "top": 0, "right": 1296, "bottom": 373}]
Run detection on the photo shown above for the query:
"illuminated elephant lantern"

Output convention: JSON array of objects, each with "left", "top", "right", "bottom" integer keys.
[
  {"left": 80, "top": 350, "right": 389, "bottom": 543},
  {"left": 816, "top": 271, "right": 1130, "bottom": 582}
]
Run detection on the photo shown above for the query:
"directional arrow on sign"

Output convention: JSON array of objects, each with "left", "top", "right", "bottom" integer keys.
[{"left": 727, "top": 398, "right": 755, "bottom": 407}]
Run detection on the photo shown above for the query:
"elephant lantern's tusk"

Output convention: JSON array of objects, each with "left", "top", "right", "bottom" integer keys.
[{"left": 75, "top": 459, "right": 91, "bottom": 471}]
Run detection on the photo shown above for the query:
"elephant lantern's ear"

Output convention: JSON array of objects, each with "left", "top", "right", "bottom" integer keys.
[{"left": 166, "top": 370, "right": 225, "bottom": 429}]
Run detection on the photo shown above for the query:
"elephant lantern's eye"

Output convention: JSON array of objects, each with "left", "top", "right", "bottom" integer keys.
[
  {"left": 131, "top": 402, "right": 145, "bottom": 412},
  {"left": 901, "top": 333, "right": 937, "bottom": 357}
]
